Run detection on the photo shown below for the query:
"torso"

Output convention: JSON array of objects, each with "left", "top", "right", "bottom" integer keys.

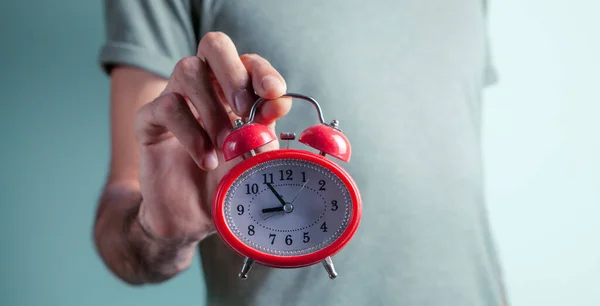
[{"left": 193, "top": 1, "right": 505, "bottom": 305}]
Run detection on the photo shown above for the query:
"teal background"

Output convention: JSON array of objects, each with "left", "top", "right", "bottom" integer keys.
[
  {"left": 0, "top": 1, "right": 206, "bottom": 306},
  {"left": 482, "top": 1, "right": 600, "bottom": 305},
  {"left": 1, "top": 1, "right": 599, "bottom": 306}
]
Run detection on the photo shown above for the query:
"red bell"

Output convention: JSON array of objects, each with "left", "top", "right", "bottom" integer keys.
[
  {"left": 222, "top": 123, "right": 276, "bottom": 161},
  {"left": 298, "top": 122, "right": 351, "bottom": 162}
]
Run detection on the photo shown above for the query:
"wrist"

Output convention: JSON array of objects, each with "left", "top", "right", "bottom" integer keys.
[
  {"left": 135, "top": 201, "right": 196, "bottom": 248},
  {"left": 125, "top": 203, "right": 198, "bottom": 283}
]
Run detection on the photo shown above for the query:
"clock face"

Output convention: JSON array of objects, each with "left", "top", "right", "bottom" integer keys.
[{"left": 223, "top": 159, "right": 353, "bottom": 256}]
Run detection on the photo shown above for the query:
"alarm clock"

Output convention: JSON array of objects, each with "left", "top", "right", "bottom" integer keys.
[{"left": 212, "top": 93, "right": 362, "bottom": 280}]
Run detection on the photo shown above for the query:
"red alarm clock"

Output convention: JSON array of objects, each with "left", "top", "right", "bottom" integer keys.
[{"left": 212, "top": 93, "right": 362, "bottom": 280}]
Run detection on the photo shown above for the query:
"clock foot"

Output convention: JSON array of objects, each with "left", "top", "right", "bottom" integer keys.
[
  {"left": 238, "top": 257, "right": 254, "bottom": 279},
  {"left": 321, "top": 256, "right": 337, "bottom": 279}
]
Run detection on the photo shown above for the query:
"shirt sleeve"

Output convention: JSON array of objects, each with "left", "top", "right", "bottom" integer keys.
[{"left": 98, "top": 0, "right": 198, "bottom": 79}]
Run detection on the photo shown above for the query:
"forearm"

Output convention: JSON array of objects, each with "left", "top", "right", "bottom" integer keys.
[{"left": 93, "top": 183, "right": 197, "bottom": 285}]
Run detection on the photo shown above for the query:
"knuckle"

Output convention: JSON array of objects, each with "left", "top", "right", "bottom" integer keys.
[
  {"left": 156, "top": 93, "right": 185, "bottom": 116},
  {"left": 199, "top": 31, "right": 231, "bottom": 54},
  {"left": 240, "top": 53, "right": 257, "bottom": 61},
  {"left": 174, "top": 56, "right": 202, "bottom": 80},
  {"left": 241, "top": 53, "right": 271, "bottom": 70},
  {"left": 134, "top": 102, "right": 154, "bottom": 135}
]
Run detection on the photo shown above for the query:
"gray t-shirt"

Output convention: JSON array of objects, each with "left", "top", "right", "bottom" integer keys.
[{"left": 99, "top": 1, "right": 506, "bottom": 305}]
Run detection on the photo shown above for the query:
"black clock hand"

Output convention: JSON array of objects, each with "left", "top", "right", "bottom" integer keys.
[
  {"left": 265, "top": 183, "right": 287, "bottom": 206},
  {"left": 262, "top": 206, "right": 285, "bottom": 213}
]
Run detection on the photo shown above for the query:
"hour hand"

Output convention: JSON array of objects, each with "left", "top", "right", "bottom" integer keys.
[
  {"left": 265, "top": 183, "right": 287, "bottom": 206},
  {"left": 262, "top": 206, "right": 285, "bottom": 213}
]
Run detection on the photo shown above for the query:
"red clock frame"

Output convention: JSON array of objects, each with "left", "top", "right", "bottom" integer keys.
[{"left": 212, "top": 149, "right": 362, "bottom": 268}]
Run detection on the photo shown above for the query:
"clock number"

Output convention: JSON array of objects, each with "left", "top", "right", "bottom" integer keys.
[
  {"left": 262, "top": 173, "right": 274, "bottom": 184},
  {"left": 279, "top": 169, "right": 293, "bottom": 181},
  {"left": 301, "top": 172, "right": 307, "bottom": 183},
  {"left": 269, "top": 233, "right": 276, "bottom": 245},
  {"left": 320, "top": 221, "right": 328, "bottom": 232},
  {"left": 248, "top": 225, "right": 255, "bottom": 236},
  {"left": 319, "top": 180, "right": 326, "bottom": 191},
  {"left": 285, "top": 234, "right": 293, "bottom": 245},
  {"left": 303, "top": 232, "right": 310, "bottom": 243},
  {"left": 237, "top": 205, "right": 244, "bottom": 215},
  {"left": 331, "top": 200, "right": 338, "bottom": 211},
  {"left": 245, "top": 183, "right": 259, "bottom": 194}
]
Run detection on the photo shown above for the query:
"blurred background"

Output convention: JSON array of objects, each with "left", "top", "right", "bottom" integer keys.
[{"left": 0, "top": 1, "right": 598, "bottom": 306}]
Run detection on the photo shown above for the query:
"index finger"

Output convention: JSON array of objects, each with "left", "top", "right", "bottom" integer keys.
[{"left": 197, "top": 32, "right": 286, "bottom": 116}]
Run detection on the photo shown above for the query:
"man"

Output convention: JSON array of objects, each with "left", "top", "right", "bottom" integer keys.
[{"left": 93, "top": 0, "right": 507, "bottom": 305}]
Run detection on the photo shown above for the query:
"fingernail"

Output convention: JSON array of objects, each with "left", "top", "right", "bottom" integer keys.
[
  {"left": 202, "top": 151, "right": 218, "bottom": 170},
  {"left": 261, "top": 75, "right": 281, "bottom": 92},
  {"left": 234, "top": 89, "right": 254, "bottom": 115}
]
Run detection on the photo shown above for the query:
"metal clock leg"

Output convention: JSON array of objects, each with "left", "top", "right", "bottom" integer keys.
[
  {"left": 239, "top": 257, "right": 254, "bottom": 279},
  {"left": 321, "top": 256, "right": 337, "bottom": 279}
]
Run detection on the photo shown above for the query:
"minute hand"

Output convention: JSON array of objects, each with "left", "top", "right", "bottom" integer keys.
[{"left": 265, "top": 183, "right": 287, "bottom": 206}]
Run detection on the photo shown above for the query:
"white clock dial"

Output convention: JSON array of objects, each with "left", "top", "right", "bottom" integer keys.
[{"left": 223, "top": 159, "right": 352, "bottom": 256}]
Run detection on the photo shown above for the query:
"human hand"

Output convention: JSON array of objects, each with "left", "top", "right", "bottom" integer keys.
[{"left": 134, "top": 32, "right": 291, "bottom": 243}]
